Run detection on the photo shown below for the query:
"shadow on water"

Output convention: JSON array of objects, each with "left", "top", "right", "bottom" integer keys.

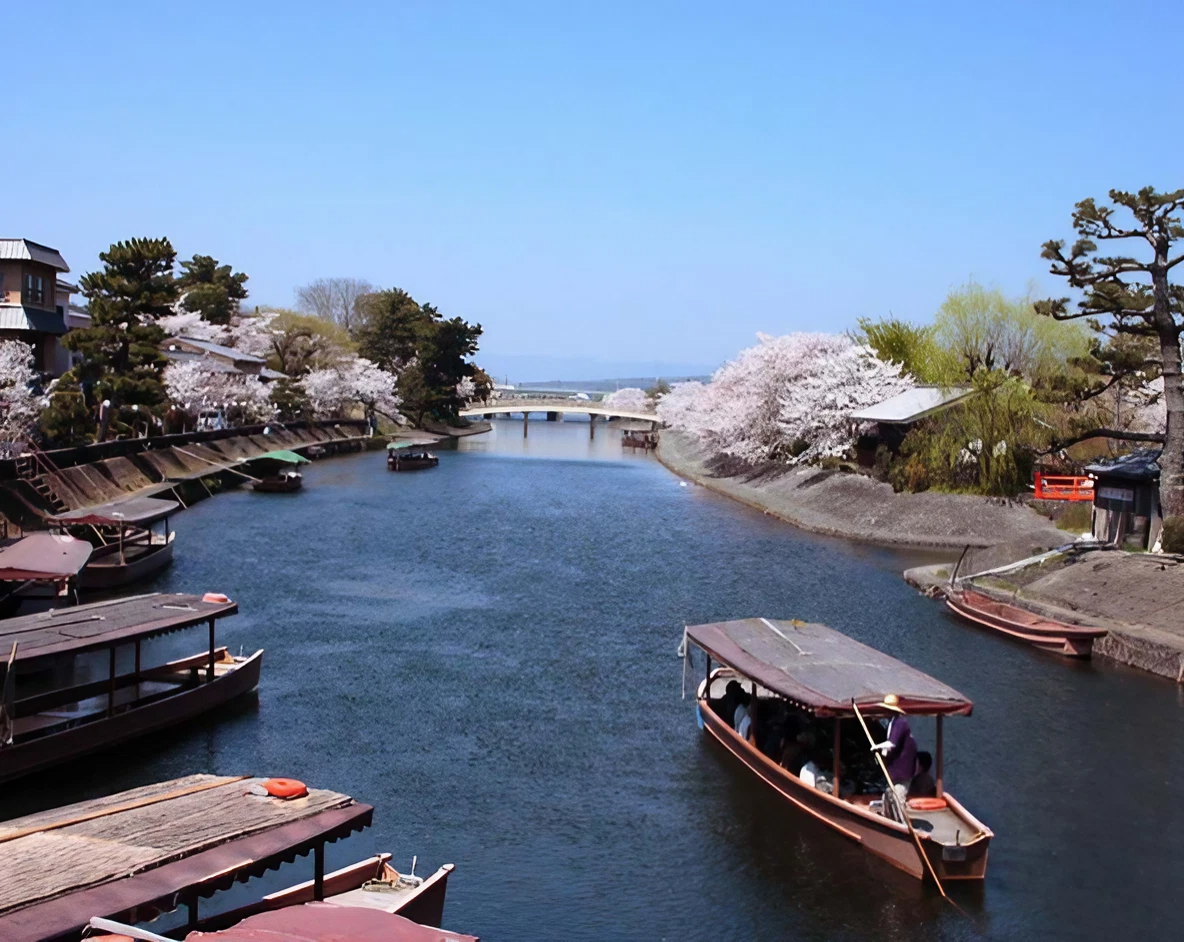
[{"left": 2, "top": 419, "right": 1181, "bottom": 941}]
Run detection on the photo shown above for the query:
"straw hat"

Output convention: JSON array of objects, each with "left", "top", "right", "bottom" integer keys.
[{"left": 876, "top": 693, "right": 905, "bottom": 714}]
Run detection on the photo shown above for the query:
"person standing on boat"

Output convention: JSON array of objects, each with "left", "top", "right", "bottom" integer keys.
[{"left": 870, "top": 694, "right": 918, "bottom": 793}]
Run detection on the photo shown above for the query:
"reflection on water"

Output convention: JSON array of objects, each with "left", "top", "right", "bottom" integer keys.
[{"left": 2, "top": 422, "right": 1181, "bottom": 941}]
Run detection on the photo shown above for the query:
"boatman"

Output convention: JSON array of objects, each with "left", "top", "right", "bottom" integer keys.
[{"left": 870, "top": 693, "right": 918, "bottom": 795}]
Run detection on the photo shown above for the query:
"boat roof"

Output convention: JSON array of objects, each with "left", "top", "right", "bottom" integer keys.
[
  {"left": 250, "top": 448, "right": 310, "bottom": 464},
  {"left": 0, "top": 533, "right": 92, "bottom": 583},
  {"left": 0, "top": 774, "right": 373, "bottom": 942},
  {"left": 180, "top": 903, "right": 478, "bottom": 942},
  {"left": 387, "top": 438, "right": 439, "bottom": 450},
  {"left": 47, "top": 495, "right": 180, "bottom": 527},
  {"left": 0, "top": 592, "right": 238, "bottom": 664},
  {"left": 685, "top": 618, "right": 973, "bottom": 717}
]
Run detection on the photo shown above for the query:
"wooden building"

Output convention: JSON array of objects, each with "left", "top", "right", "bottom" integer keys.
[{"left": 1085, "top": 449, "right": 1162, "bottom": 550}]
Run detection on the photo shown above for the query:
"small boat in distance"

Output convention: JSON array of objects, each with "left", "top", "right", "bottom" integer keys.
[
  {"left": 683, "top": 617, "right": 992, "bottom": 882},
  {"left": 47, "top": 496, "right": 179, "bottom": 590},
  {"left": 622, "top": 429, "right": 659, "bottom": 450},
  {"left": 945, "top": 587, "right": 1107, "bottom": 658},
  {"left": 248, "top": 449, "right": 310, "bottom": 492},
  {"left": 387, "top": 439, "right": 440, "bottom": 471}
]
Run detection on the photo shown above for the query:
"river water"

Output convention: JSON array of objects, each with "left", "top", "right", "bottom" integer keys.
[{"left": 4, "top": 419, "right": 1182, "bottom": 941}]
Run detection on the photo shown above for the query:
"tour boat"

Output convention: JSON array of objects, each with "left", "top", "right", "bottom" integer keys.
[
  {"left": 0, "top": 593, "right": 262, "bottom": 784},
  {"left": 387, "top": 439, "right": 440, "bottom": 471},
  {"left": 48, "top": 496, "right": 178, "bottom": 590},
  {"left": 0, "top": 774, "right": 464, "bottom": 942},
  {"left": 683, "top": 617, "right": 992, "bottom": 883},
  {"left": 0, "top": 532, "right": 92, "bottom": 616},
  {"left": 248, "top": 449, "right": 309, "bottom": 492},
  {"left": 945, "top": 587, "right": 1107, "bottom": 658},
  {"left": 621, "top": 429, "right": 659, "bottom": 449},
  {"left": 252, "top": 469, "right": 304, "bottom": 492}
]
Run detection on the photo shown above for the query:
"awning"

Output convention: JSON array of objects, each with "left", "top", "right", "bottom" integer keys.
[
  {"left": 685, "top": 618, "right": 973, "bottom": 717},
  {"left": 387, "top": 439, "right": 438, "bottom": 450},
  {"left": 47, "top": 496, "right": 179, "bottom": 527},
  {"left": 184, "top": 904, "right": 478, "bottom": 942},
  {"left": 0, "top": 534, "right": 92, "bottom": 583},
  {"left": 250, "top": 449, "right": 310, "bottom": 465}
]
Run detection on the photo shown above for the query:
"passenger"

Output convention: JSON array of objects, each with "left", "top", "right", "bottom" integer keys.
[
  {"left": 718, "top": 680, "right": 743, "bottom": 724},
  {"left": 869, "top": 694, "right": 918, "bottom": 795},
  {"left": 908, "top": 751, "right": 937, "bottom": 799},
  {"left": 781, "top": 729, "right": 815, "bottom": 776}
]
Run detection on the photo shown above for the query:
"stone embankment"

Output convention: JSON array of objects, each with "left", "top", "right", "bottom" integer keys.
[
  {"left": 904, "top": 548, "right": 1184, "bottom": 681},
  {"left": 655, "top": 430, "right": 1066, "bottom": 551}
]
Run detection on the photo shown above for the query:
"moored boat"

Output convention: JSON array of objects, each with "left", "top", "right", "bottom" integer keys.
[
  {"left": 0, "top": 532, "right": 92, "bottom": 616},
  {"left": 945, "top": 587, "right": 1107, "bottom": 658},
  {"left": 683, "top": 617, "right": 992, "bottom": 883},
  {"left": 0, "top": 774, "right": 465, "bottom": 942},
  {"left": 0, "top": 593, "right": 262, "bottom": 783},
  {"left": 247, "top": 449, "right": 310, "bottom": 492},
  {"left": 387, "top": 439, "right": 440, "bottom": 471},
  {"left": 48, "top": 496, "right": 179, "bottom": 591}
]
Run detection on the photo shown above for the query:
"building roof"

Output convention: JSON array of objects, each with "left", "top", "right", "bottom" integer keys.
[
  {"left": 166, "top": 335, "right": 266, "bottom": 364},
  {"left": 55, "top": 278, "right": 79, "bottom": 294},
  {"left": 0, "top": 239, "right": 69, "bottom": 272},
  {"left": 163, "top": 349, "right": 244, "bottom": 373},
  {"left": 1085, "top": 448, "right": 1161, "bottom": 482},
  {"left": 0, "top": 775, "right": 372, "bottom": 942},
  {"left": 0, "top": 533, "right": 92, "bottom": 583},
  {"left": 0, "top": 592, "right": 238, "bottom": 664},
  {"left": 0, "top": 304, "right": 68, "bottom": 335},
  {"left": 848, "top": 385, "right": 974, "bottom": 424},
  {"left": 685, "top": 617, "right": 974, "bottom": 717}
]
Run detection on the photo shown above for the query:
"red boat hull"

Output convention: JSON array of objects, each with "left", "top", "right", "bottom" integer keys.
[{"left": 946, "top": 589, "right": 1106, "bottom": 658}]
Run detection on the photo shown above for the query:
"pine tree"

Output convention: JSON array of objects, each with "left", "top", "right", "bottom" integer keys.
[
  {"left": 62, "top": 237, "right": 179, "bottom": 440},
  {"left": 39, "top": 376, "right": 94, "bottom": 447},
  {"left": 177, "top": 254, "right": 248, "bottom": 325}
]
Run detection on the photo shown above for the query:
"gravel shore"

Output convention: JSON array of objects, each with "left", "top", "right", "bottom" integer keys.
[{"left": 656, "top": 430, "right": 1066, "bottom": 552}]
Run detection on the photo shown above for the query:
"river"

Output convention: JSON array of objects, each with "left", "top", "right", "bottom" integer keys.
[{"left": 4, "top": 419, "right": 1182, "bottom": 941}]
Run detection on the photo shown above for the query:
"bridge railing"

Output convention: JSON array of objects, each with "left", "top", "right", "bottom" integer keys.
[{"left": 462, "top": 396, "right": 657, "bottom": 416}]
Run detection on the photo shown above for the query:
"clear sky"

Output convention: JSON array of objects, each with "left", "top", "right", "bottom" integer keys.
[{"left": 8, "top": 2, "right": 1183, "bottom": 378}]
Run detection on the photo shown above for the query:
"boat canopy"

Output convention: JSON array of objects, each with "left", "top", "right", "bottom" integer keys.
[
  {"left": 685, "top": 618, "right": 973, "bottom": 717},
  {"left": 47, "top": 496, "right": 180, "bottom": 528},
  {"left": 0, "top": 592, "right": 237, "bottom": 664},
  {"left": 251, "top": 449, "right": 310, "bottom": 464},
  {"left": 0, "top": 775, "right": 373, "bottom": 942},
  {"left": 181, "top": 904, "right": 478, "bottom": 942},
  {"left": 0, "top": 533, "right": 92, "bottom": 583},
  {"left": 387, "top": 439, "right": 438, "bottom": 450}
]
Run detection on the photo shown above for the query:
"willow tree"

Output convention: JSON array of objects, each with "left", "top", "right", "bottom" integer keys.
[{"left": 1037, "top": 188, "right": 1183, "bottom": 516}]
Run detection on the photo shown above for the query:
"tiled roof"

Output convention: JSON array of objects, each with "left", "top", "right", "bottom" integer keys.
[
  {"left": 166, "top": 335, "right": 266, "bottom": 364},
  {"left": 0, "top": 304, "right": 68, "bottom": 335},
  {"left": 0, "top": 239, "right": 69, "bottom": 272}
]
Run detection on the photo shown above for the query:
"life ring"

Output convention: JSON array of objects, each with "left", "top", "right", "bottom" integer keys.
[
  {"left": 202, "top": 592, "right": 231, "bottom": 604},
  {"left": 908, "top": 796, "right": 947, "bottom": 812},
  {"left": 263, "top": 778, "right": 308, "bottom": 799}
]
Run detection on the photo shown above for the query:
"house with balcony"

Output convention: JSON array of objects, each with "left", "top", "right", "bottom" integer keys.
[{"left": 0, "top": 238, "right": 76, "bottom": 375}]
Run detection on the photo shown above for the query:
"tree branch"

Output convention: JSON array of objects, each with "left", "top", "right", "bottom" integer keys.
[{"left": 1046, "top": 427, "right": 1165, "bottom": 452}]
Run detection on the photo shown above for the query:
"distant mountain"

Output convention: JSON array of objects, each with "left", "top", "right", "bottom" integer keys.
[{"left": 479, "top": 353, "right": 717, "bottom": 387}]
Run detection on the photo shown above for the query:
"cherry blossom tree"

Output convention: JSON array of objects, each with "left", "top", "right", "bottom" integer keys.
[
  {"left": 163, "top": 361, "right": 273, "bottom": 424},
  {"left": 299, "top": 358, "right": 401, "bottom": 420},
  {"left": 602, "top": 386, "right": 650, "bottom": 411},
  {"left": 456, "top": 375, "right": 477, "bottom": 401},
  {"left": 0, "top": 341, "right": 39, "bottom": 456}
]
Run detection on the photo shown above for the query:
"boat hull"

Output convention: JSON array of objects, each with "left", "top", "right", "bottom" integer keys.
[
  {"left": 698, "top": 692, "right": 990, "bottom": 881},
  {"left": 0, "top": 650, "right": 263, "bottom": 784},
  {"left": 387, "top": 456, "right": 439, "bottom": 471},
  {"left": 946, "top": 589, "right": 1105, "bottom": 658},
  {"left": 78, "top": 538, "right": 174, "bottom": 590},
  {"left": 253, "top": 475, "right": 303, "bottom": 492}
]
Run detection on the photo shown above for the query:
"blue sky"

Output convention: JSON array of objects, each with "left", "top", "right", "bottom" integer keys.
[{"left": 8, "top": 2, "right": 1183, "bottom": 379}]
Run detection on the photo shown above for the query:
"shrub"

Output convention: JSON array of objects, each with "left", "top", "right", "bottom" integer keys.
[{"left": 1162, "top": 517, "right": 1184, "bottom": 555}]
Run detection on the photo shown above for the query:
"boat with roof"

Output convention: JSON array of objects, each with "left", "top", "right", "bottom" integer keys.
[
  {"left": 47, "top": 496, "right": 179, "bottom": 590},
  {"left": 0, "top": 592, "right": 261, "bottom": 783},
  {"left": 246, "top": 449, "right": 310, "bottom": 492},
  {"left": 682, "top": 617, "right": 992, "bottom": 882},
  {"left": 387, "top": 439, "right": 440, "bottom": 471},
  {"left": 0, "top": 532, "right": 92, "bottom": 616}
]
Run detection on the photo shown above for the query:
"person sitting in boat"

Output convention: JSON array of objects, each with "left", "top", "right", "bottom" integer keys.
[
  {"left": 908, "top": 750, "right": 937, "bottom": 799},
  {"left": 869, "top": 694, "right": 918, "bottom": 794}
]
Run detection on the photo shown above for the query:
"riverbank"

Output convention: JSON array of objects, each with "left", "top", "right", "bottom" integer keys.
[
  {"left": 655, "top": 430, "right": 1066, "bottom": 551},
  {"left": 904, "top": 548, "right": 1184, "bottom": 681}
]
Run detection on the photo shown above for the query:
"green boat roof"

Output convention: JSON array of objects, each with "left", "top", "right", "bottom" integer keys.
[
  {"left": 251, "top": 449, "right": 310, "bottom": 464},
  {"left": 387, "top": 439, "right": 438, "bottom": 450}
]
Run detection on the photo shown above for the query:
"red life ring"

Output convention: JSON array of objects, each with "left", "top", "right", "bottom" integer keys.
[
  {"left": 202, "top": 592, "right": 231, "bottom": 604},
  {"left": 263, "top": 778, "right": 308, "bottom": 799},
  {"left": 908, "top": 796, "right": 948, "bottom": 812}
]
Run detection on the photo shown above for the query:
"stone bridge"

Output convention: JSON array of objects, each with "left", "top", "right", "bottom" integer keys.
[{"left": 459, "top": 397, "right": 659, "bottom": 437}]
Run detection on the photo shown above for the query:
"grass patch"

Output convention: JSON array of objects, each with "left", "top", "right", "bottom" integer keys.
[{"left": 1055, "top": 502, "right": 1093, "bottom": 534}]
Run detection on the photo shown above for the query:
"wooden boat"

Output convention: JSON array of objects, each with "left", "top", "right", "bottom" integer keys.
[
  {"left": 0, "top": 532, "right": 92, "bottom": 616},
  {"left": 387, "top": 439, "right": 439, "bottom": 471},
  {"left": 0, "top": 593, "right": 262, "bottom": 784},
  {"left": 683, "top": 618, "right": 992, "bottom": 883},
  {"left": 0, "top": 774, "right": 464, "bottom": 942},
  {"left": 48, "top": 496, "right": 179, "bottom": 590},
  {"left": 248, "top": 449, "right": 309, "bottom": 492},
  {"left": 945, "top": 587, "right": 1107, "bottom": 658},
  {"left": 621, "top": 429, "right": 658, "bottom": 449}
]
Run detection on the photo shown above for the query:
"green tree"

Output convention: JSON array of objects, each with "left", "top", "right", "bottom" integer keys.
[
  {"left": 417, "top": 313, "right": 483, "bottom": 421},
  {"left": 353, "top": 289, "right": 429, "bottom": 369},
  {"left": 177, "top": 254, "right": 249, "bottom": 325},
  {"left": 646, "top": 379, "right": 672, "bottom": 399},
  {"left": 39, "top": 378, "right": 93, "bottom": 447},
  {"left": 1037, "top": 187, "right": 1184, "bottom": 516},
  {"left": 853, "top": 317, "right": 941, "bottom": 381},
  {"left": 57, "top": 238, "right": 179, "bottom": 440},
  {"left": 263, "top": 309, "right": 354, "bottom": 376}
]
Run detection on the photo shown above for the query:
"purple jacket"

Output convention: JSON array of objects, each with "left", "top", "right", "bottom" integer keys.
[{"left": 884, "top": 715, "right": 918, "bottom": 784}]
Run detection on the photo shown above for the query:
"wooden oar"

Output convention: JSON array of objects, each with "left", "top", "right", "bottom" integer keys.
[{"left": 852, "top": 700, "right": 949, "bottom": 899}]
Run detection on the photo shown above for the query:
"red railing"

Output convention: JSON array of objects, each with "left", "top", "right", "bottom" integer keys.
[{"left": 1033, "top": 473, "right": 1094, "bottom": 501}]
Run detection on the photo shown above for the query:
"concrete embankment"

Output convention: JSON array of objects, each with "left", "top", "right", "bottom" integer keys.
[
  {"left": 655, "top": 430, "right": 1066, "bottom": 551},
  {"left": 905, "top": 549, "right": 1184, "bottom": 681}
]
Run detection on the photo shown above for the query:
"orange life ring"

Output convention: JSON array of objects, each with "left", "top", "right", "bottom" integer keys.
[
  {"left": 908, "top": 796, "right": 947, "bottom": 812},
  {"left": 263, "top": 778, "right": 308, "bottom": 799},
  {"left": 202, "top": 592, "right": 231, "bottom": 604}
]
